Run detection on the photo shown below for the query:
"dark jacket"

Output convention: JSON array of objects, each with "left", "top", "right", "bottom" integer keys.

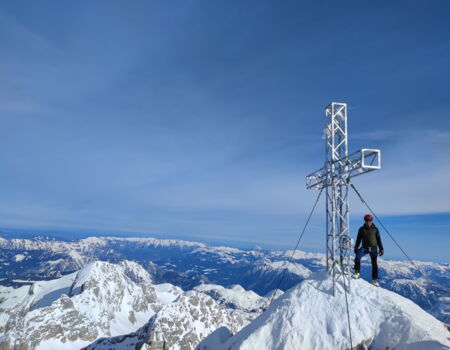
[{"left": 355, "top": 224, "right": 383, "bottom": 250}]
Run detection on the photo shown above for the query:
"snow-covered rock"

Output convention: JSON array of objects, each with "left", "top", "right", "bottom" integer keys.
[
  {"left": 430, "top": 296, "right": 450, "bottom": 326},
  {"left": 193, "top": 284, "right": 279, "bottom": 324},
  {"left": 0, "top": 261, "right": 179, "bottom": 350},
  {"left": 13, "top": 254, "right": 26, "bottom": 262},
  {"left": 211, "top": 272, "right": 450, "bottom": 350},
  {"left": 85, "top": 291, "right": 244, "bottom": 350},
  {"left": 238, "top": 258, "right": 311, "bottom": 295}
]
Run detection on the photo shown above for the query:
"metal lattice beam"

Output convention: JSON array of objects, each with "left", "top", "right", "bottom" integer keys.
[
  {"left": 306, "top": 102, "right": 381, "bottom": 295},
  {"left": 306, "top": 149, "right": 381, "bottom": 190}
]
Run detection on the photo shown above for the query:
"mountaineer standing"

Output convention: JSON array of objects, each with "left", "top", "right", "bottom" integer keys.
[{"left": 352, "top": 214, "right": 384, "bottom": 287}]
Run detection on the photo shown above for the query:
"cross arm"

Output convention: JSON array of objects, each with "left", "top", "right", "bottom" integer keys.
[{"left": 306, "top": 148, "right": 381, "bottom": 190}]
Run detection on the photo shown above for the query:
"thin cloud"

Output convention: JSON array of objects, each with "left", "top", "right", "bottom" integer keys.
[{"left": 352, "top": 130, "right": 396, "bottom": 141}]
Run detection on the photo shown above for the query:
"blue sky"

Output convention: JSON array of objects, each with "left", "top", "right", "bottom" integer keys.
[{"left": 0, "top": 1, "right": 449, "bottom": 261}]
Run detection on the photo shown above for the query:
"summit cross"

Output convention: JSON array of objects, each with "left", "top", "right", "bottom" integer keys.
[{"left": 306, "top": 102, "right": 381, "bottom": 295}]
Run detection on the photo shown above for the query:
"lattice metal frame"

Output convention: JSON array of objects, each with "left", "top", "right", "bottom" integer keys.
[{"left": 306, "top": 102, "right": 381, "bottom": 295}]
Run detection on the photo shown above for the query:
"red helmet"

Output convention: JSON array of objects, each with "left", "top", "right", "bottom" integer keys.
[{"left": 364, "top": 214, "right": 373, "bottom": 221}]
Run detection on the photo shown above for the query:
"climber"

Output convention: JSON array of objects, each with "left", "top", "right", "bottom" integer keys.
[{"left": 352, "top": 214, "right": 384, "bottom": 287}]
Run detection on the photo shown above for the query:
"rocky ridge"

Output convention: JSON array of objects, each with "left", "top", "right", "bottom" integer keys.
[
  {"left": 86, "top": 291, "right": 244, "bottom": 350},
  {"left": 0, "top": 261, "right": 181, "bottom": 350}
]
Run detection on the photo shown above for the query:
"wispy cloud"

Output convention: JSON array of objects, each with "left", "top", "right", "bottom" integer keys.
[
  {"left": 352, "top": 130, "right": 396, "bottom": 140},
  {"left": 0, "top": 1, "right": 448, "bottom": 262},
  {"left": 350, "top": 128, "right": 450, "bottom": 215}
]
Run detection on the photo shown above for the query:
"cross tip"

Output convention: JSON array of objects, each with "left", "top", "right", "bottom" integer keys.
[{"left": 326, "top": 102, "right": 347, "bottom": 109}]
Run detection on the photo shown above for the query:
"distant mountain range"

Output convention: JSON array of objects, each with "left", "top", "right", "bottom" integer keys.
[{"left": 0, "top": 236, "right": 449, "bottom": 349}]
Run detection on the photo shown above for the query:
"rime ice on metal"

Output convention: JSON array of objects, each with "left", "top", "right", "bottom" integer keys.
[{"left": 306, "top": 102, "right": 381, "bottom": 295}]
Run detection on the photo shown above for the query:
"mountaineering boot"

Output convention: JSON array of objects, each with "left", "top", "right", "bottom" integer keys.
[
  {"left": 352, "top": 272, "right": 360, "bottom": 279},
  {"left": 372, "top": 279, "right": 380, "bottom": 287}
]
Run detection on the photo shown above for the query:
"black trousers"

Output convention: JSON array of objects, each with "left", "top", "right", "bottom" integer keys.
[{"left": 354, "top": 247, "right": 378, "bottom": 280}]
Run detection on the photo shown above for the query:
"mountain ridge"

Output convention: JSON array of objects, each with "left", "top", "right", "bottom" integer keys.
[{"left": 1, "top": 235, "right": 449, "bottom": 325}]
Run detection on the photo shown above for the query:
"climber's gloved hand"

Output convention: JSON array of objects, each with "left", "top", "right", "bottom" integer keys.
[
  {"left": 354, "top": 248, "right": 359, "bottom": 254},
  {"left": 379, "top": 249, "right": 384, "bottom": 256}
]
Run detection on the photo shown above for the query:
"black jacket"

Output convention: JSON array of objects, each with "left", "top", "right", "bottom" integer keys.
[{"left": 355, "top": 224, "right": 383, "bottom": 250}]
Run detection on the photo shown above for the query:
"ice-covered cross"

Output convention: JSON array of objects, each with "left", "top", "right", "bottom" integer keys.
[{"left": 306, "top": 102, "right": 381, "bottom": 295}]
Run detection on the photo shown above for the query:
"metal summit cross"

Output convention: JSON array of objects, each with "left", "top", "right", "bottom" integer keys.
[{"left": 306, "top": 102, "right": 381, "bottom": 295}]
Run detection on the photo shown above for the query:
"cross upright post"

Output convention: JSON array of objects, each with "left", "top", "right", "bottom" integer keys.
[{"left": 306, "top": 102, "right": 381, "bottom": 295}]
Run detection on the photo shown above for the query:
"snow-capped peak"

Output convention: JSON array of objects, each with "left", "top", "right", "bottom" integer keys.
[
  {"left": 194, "top": 283, "right": 269, "bottom": 314},
  {"left": 0, "top": 261, "right": 171, "bottom": 350},
  {"left": 209, "top": 271, "right": 450, "bottom": 350}
]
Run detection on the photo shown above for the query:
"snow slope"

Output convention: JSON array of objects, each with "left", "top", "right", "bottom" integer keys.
[{"left": 210, "top": 272, "right": 450, "bottom": 350}]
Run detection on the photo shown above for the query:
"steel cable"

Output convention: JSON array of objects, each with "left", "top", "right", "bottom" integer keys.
[
  {"left": 350, "top": 183, "right": 433, "bottom": 307},
  {"left": 268, "top": 187, "right": 324, "bottom": 307},
  {"left": 350, "top": 183, "right": 426, "bottom": 276}
]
